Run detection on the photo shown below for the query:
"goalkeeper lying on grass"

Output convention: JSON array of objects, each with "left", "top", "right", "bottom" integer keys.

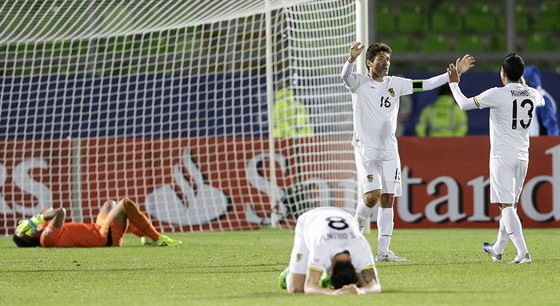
[
  {"left": 278, "top": 207, "right": 381, "bottom": 295},
  {"left": 13, "top": 198, "right": 181, "bottom": 248}
]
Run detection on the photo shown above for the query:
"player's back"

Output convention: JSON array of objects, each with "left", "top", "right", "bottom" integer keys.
[
  {"left": 300, "top": 207, "right": 374, "bottom": 271},
  {"left": 476, "top": 83, "right": 544, "bottom": 159}
]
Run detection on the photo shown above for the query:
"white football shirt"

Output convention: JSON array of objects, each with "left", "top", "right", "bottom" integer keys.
[
  {"left": 474, "top": 82, "right": 545, "bottom": 160},
  {"left": 298, "top": 207, "right": 375, "bottom": 273},
  {"left": 341, "top": 61, "right": 414, "bottom": 152}
]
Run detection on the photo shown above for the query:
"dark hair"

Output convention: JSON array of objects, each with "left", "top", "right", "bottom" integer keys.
[
  {"left": 330, "top": 260, "right": 358, "bottom": 289},
  {"left": 365, "top": 42, "right": 392, "bottom": 68},
  {"left": 502, "top": 53, "right": 525, "bottom": 81},
  {"left": 12, "top": 234, "right": 40, "bottom": 247}
]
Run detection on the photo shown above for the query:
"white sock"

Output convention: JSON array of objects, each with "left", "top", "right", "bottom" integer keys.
[
  {"left": 377, "top": 207, "right": 394, "bottom": 255},
  {"left": 354, "top": 200, "right": 373, "bottom": 232},
  {"left": 493, "top": 218, "right": 508, "bottom": 255},
  {"left": 501, "top": 207, "right": 529, "bottom": 257}
]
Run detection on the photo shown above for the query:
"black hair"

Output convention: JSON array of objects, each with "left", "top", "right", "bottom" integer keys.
[
  {"left": 365, "top": 42, "right": 392, "bottom": 69},
  {"left": 12, "top": 234, "right": 40, "bottom": 248},
  {"left": 502, "top": 53, "right": 525, "bottom": 82},
  {"left": 330, "top": 259, "right": 358, "bottom": 289}
]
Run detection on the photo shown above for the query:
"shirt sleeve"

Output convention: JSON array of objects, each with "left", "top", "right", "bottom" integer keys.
[
  {"left": 422, "top": 72, "right": 448, "bottom": 92},
  {"left": 341, "top": 60, "right": 359, "bottom": 92},
  {"left": 449, "top": 82, "right": 480, "bottom": 111}
]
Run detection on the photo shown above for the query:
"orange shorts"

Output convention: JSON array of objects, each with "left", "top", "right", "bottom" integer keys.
[{"left": 97, "top": 214, "right": 126, "bottom": 247}]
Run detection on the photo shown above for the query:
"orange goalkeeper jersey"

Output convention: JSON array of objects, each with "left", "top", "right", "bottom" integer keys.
[{"left": 40, "top": 222, "right": 108, "bottom": 247}]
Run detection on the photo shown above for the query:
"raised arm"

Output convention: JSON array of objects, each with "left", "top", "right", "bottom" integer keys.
[
  {"left": 447, "top": 63, "right": 479, "bottom": 111},
  {"left": 421, "top": 54, "right": 476, "bottom": 92},
  {"left": 341, "top": 42, "right": 365, "bottom": 88}
]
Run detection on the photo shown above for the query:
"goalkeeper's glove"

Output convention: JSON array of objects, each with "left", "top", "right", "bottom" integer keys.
[{"left": 15, "top": 214, "right": 45, "bottom": 237}]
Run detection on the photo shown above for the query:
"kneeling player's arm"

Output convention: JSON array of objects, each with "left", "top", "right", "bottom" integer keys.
[
  {"left": 359, "top": 267, "right": 381, "bottom": 294},
  {"left": 303, "top": 270, "right": 334, "bottom": 295},
  {"left": 449, "top": 83, "right": 478, "bottom": 111}
]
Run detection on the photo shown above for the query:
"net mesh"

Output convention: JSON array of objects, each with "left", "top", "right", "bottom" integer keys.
[{"left": 0, "top": 0, "right": 357, "bottom": 234}]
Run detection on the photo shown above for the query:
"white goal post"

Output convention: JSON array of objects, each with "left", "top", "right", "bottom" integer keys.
[{"left": 0, "top": 0, "right": 361, "bottom": 234}]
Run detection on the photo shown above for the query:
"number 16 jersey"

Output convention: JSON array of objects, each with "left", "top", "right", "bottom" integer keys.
[{"left": 341, "top": 61, "right": 414, "bottom": 152}]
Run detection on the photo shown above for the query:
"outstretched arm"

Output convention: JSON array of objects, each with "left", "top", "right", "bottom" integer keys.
[
  {"left": 421, "top": 54, "right": 476, "bottom": 92},
  {"left": 447, "top": 63, "right": 479, "bottom": 111}
]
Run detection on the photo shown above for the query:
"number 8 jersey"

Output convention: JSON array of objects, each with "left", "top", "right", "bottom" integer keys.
[
  {"left": 291, "top": 207, "right": 375, "bottom": 275},
  {"left": 473, "top": 82, "right": 544, "bottom": 160}
]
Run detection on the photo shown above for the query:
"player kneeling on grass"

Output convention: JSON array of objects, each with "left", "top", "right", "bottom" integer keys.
[
  {"left": 13, "top": 198, "right": 181, "bottom": 248},
  {"left": 278, "top": 207, "right": 381, "bottom": 295}
]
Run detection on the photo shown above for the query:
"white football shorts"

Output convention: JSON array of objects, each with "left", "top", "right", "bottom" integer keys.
[
  {"left": 288, "top": 212, "right": 310, "bottom": 275},
  {"left": 354, "top": 146, "right": 402, "bottom": 196},
  {"left": 489, "top": 157, "right": 528, "bottom": 204}
]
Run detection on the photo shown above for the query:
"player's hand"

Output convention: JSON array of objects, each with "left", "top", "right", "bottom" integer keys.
[
  {"left": 332, "top": 284, "right": 360, "bottom": 295},
  {"left": 348, "top": 42, "right": 365, "bottom": 63},
  {"left": 15, "top": 214, "right": 45, "bottom": 236},
  {"left": 456, "top": 54, "right": 475, "bottom": 74},
  {"left": 16, "top": 219, "right": 33, "bottom": 236},
  {"left": 447, "top": 63, "right": 460, "bottom": 83}
]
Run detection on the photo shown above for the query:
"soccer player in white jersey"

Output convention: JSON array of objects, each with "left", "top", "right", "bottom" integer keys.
[
  {"left": 447, "top": 53, "right": 544, "bottom": 264},
  {"left": 341, "top": 42, "right": 475, "bottom": 262},
  {"left": 278, "top": 207, "right": 381, "bottom": 295}
]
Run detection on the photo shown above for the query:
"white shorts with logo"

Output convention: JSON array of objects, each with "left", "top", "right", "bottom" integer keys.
[
  {"left": 489, "top": 157, "right": 528, "bottom": 204},
  {"left": 288, "top": 212, "right": 311, "bottom": 275},
  {"left": 354, "top": 146, "right": 402, "bottom": 196}
]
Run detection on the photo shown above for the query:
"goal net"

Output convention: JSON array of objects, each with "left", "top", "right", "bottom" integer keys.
[{"left": 0, "top": 0, "right": 358, "bottom": 234}]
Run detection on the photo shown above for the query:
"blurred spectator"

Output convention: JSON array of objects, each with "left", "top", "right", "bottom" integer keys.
[
  {"left": 272, "top": 79, "right": 314, "bottom": 138},
  {"left": 415, "top": 85, "right": 468, "bottom": 137},
  {"left": 524, "top": 65, "right": 559, "bottom": 136}
]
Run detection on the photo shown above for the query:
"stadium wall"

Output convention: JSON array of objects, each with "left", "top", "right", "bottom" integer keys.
[{"left": 0, "top": 136, "right": 558, "bottom": 234}]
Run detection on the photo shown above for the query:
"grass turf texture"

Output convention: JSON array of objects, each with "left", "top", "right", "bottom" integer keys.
[{"left": 1, "top": 228, "right": 558, "bottom": 305}]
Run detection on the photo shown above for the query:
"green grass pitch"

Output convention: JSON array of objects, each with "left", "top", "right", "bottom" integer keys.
[{"left": 1, "top": 228, "right": 559, "bottom": 305}]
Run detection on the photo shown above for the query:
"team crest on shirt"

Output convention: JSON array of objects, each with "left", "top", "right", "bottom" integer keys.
[
  {"left": 366, "top": 174, "right": 374, "bottom": 182},
  {"left": 296, "top": 253, "right": 303, "bottom": 262},
  {"left": 388, "top": 88, "right": 395, "bottom": 97}
]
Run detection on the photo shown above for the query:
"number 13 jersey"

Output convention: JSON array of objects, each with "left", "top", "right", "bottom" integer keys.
[{"left": 474, "top": 82, "right": 544, "bottom": 160}]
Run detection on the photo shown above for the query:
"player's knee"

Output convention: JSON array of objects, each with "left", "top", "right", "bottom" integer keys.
[
  {"left": 119, "top": 197, "right": 136, "bottom": 212},
  {"left": 363, "top": 191, "right": 381, "bottom": 207},
  {"left": 103, "top": 199, "right": 116, "bottom": 209},
  {"left": 379, "top": 193, "right": 395, "bottom": 208}
]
